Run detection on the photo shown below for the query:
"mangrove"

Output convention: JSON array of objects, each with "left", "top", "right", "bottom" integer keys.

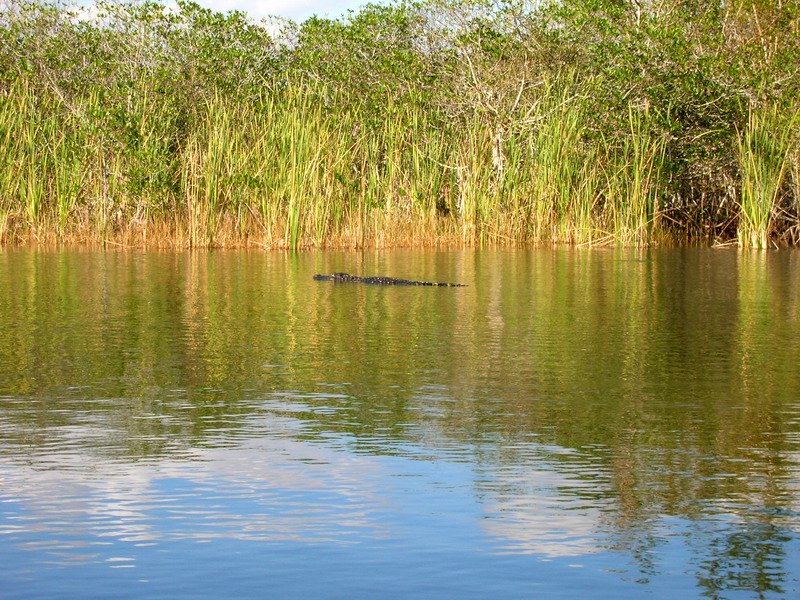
[{"left": 0, "top": 0, "right": 798, "bottom": 249}]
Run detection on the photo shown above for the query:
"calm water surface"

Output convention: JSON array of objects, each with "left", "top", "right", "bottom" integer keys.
[{"left": 0, "top": 248, "right": 798, "bottom": 599}]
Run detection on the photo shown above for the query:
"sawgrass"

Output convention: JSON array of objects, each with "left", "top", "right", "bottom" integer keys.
[
  {"left": 3, "top": 77, "right": 789, "bottom": 250},
  {"left": 736, "top": 105, "right": 799, "bottom": 249},
  {"left": 602, "top": 108, "right": 668, "bottom": 247}
]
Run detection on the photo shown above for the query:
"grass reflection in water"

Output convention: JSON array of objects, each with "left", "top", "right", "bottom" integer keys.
[{"left": 0, "top": 248, "right": 798, "bottom": 598}]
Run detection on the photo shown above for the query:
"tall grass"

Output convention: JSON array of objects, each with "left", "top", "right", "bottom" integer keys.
[
  {"left": 792, "top": 153, "right": 800, "bottom": 244},
  {"left": 3, "top": 0, "right": 800, "bottom": 249},
  {"left": 1, "top": 74, "right": 794, "bottom": 249},
  {"left": 0, "top": 76, "right": 656, "bottom": 248},
  {"left": 0, "top": 81, "right": 91, "bottom": 239},
  {"left": 526, "top": 82, "right": 596, "bottom": 244},
  {"left": 182, "top": 95, "right": 243, "bottom": 247},
  {"left": 736, "top": 105, "right": 798, "bottom": 249},
  {"left": 602, "top": 109, "right": 667, "bottom": 247}
]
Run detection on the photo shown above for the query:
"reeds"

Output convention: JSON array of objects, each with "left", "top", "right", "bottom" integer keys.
[
  {"left": 1, "top": 74, "right": 794, "bottom": 249},
  {"left": 0, "top": 77, "right": 665, "bottom": 249},
  {"left": 736, "top": 105, "right": 798, "bottom": 249},
  {"left": 1, "top": 81, "right": 88, "bottom": 239},
  {"left": 792, "top": 153, "right": 800, "bottom": 244},
  {"left": 525, "top": 81, "right": 597, "bottom": 244},
  {"left": 602, "top": 108, "right": 667, "bottom": 247},
  {"left": 3, "top": 0, "right": 800, "bottom": 249}
]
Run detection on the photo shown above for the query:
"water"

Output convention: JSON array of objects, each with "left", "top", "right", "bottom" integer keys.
[{"left": 0, "top": 248, "right": 798, "bottom": 599}]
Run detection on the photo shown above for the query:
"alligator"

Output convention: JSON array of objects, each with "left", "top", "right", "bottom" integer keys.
[{"left": 313, "top": 272, "right": 465, "bottom": 287}]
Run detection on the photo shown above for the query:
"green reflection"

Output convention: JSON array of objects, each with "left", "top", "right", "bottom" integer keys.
[{"left": 0, "top": 247, "right": 798, "bottom": 595}]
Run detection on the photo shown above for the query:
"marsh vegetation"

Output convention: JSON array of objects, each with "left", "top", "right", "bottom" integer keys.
[{"left": 0, "top": 0, "right": 798, "bottom": 248}]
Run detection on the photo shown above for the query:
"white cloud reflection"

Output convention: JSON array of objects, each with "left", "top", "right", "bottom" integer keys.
[
  {"left": 0, "top": 412, "right": 626, "bottom": 569},
  {"left": 475, "top": 447, "right": 615, "bottom": 558},
  {"left": 0, "top": 414, "right": 389, "bottom": 557}
]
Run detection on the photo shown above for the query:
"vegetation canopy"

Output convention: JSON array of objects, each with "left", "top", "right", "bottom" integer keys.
[{"left": 0, "top": 0, "right": 798, "bottom": 248}]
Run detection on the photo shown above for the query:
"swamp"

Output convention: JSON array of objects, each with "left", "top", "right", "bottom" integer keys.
[
  {"left": 0, "top": 0, "right": 798, "bottom": 249},
  {"left": 1, "top": 0, "right": 800, "bottom": 597},
  {"left": 0, "top": 247, "right": 799, "bottom": 598}
]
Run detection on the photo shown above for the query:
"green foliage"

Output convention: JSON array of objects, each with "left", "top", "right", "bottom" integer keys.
[
  {"left": 0, "top": 0, "right": 798, "bottom": 247},
  {"left": 290, "top": 3, "right": 428, "bottom": 116},
  {"left": 737, "top": 105, "right": 799, "bottom": 248}
]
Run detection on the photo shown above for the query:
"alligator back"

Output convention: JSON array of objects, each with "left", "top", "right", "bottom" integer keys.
[{"left": 313, "top": 272, "right": 465, "bottom": 287}]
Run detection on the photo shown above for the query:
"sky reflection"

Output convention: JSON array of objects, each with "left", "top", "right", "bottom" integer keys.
[{"left": 1, "top": 247, "right": 799, "bottom": 599}]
